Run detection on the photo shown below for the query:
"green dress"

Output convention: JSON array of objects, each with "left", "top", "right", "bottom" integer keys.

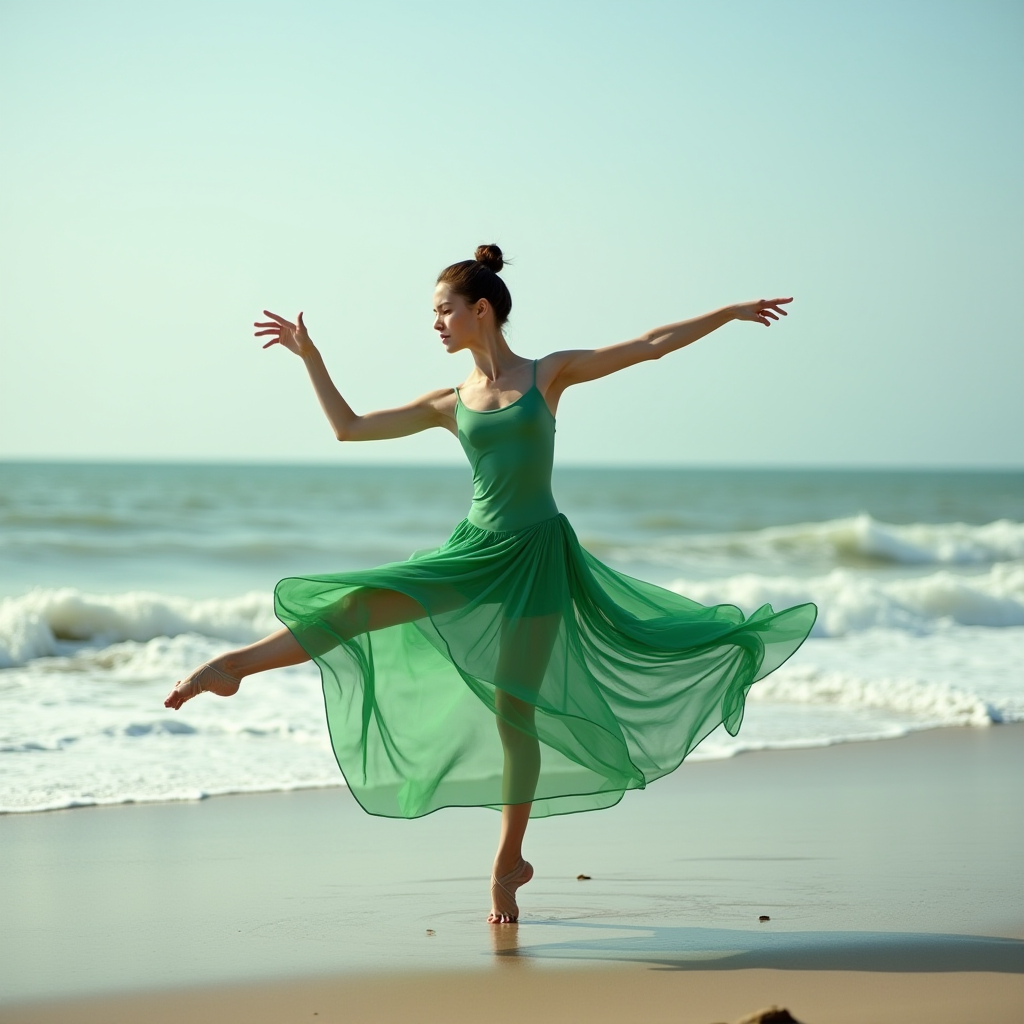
[{"left": 275, "top": 364, "right": 817, "bottom": 818}]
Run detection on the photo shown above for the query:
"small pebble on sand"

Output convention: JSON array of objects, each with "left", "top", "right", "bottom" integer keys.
[
  {"left": 758, "top": 915, "right": 770, "bottom": 922},
  {"left": 425, "top": 929, "right": 436, "bottom": 935}
]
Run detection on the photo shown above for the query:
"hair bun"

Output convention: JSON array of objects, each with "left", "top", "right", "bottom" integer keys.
[{"left": 474, "top": 243, "right": 504, "bottom": 273}]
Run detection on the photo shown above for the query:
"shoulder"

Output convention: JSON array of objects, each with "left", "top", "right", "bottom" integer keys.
[
  {"left": 414, "top": 386, "right": 458, "bottom": 407},
  {"left": 535, "top": 350, "right": 586, "bottom": 390},
  {"left": 416, "top": 386, "right": 458, "bottom": 422}
]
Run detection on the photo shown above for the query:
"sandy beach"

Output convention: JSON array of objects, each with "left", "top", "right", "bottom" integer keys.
[{"left": 3, "top": 725, "right": 1023, "bottom": 1023}]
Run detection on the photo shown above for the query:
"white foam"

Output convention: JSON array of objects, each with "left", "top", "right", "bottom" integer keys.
[
  {"left": 614, "top": 515, "right": 1024, "bottom": 569},
  {"left": 3, "top": 583, "right": 1024, "bottom": 814},
  {"left": 749, "top": 666, "right": 996, "bottom": 726},
  {"left": 668, "top": 562, "right": 1024, "bottom": 636},
  {"left": 0, "top": 633, "right": 340, "bottom": 814},
  {"left": 822, "top": 515, "right": 1024, "bottom": 565},
  {"left": 0, "top": 588, "right": 278, "bottom": 668}
]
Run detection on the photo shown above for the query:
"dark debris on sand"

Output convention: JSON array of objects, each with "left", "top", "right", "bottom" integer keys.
[{"left": 734, "top": 1008, "right": 803, "bottom": 1024}]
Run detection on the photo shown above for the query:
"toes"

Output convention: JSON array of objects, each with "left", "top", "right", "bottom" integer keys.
[
  {"left": 164, "top": 683, "right": 188, "bottom": 710},
  {"left": 488, "top": 911, "right": 517, "bottom": 924}
]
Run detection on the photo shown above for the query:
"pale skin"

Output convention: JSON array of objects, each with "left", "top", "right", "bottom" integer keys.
[{"left": 164, "top": 282, "right": 792, "bottom": 922}]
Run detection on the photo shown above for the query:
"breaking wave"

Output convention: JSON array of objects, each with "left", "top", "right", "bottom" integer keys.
[
  {"left": 669, "top": 562, "right": 1024, "bottom": 637},
  {"left": 0, "top": 588, "right": 277, "bottom": 668},
  {"left": 609, "top": 515, "right": 1024, "bottom": 569}
]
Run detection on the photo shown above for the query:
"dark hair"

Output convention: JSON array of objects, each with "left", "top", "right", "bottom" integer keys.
[{"left": 436, "top": 244, "right": 512, "bottom": 327}]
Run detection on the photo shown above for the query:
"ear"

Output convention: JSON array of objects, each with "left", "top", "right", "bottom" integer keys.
[{"left": 474, "top": 298, "right": 491, "bottom": 320}]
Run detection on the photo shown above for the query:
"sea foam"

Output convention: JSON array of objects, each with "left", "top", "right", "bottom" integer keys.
[
  {"left": 612, "top": 515, "right": 1024, "bottom": 569},
  {"left": 749, "top": 665, "right": 997, "bottom": 726},
  {"left": 3, "top": 563, "right": 1024, "bottom": 669},
  {"left": 668, "top": 562, "right": 1024, "bottom": 636},
  {"left": 0, "top": 588, "right": 277, "bottom": 668}
]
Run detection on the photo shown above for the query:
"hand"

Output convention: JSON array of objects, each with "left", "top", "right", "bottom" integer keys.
[
  {"left": 254, "top": 310, "right": 314, "bottom": 356},
  {"left": 733, "top": 297, "right": 793, "bottom": 327}
]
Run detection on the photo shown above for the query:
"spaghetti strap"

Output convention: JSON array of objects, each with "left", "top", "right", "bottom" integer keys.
[{"left": 531, "top": 359, "right": 537, "bottom": 387}]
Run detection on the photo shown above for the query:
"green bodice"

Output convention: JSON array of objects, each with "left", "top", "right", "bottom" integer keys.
[{"left": 455, "top": 363, "right": 558, "bottom": 533}]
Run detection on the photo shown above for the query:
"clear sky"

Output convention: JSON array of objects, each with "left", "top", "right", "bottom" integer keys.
[{"left": 1, "top": 0, "right": 1021, "bottom": 467}]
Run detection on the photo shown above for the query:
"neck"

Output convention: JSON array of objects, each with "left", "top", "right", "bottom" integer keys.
[{"left": 467, "top": 329, "right": 526, "bottom": 383}]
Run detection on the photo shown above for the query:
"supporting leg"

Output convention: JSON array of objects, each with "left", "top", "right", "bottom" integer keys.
[{"left": 488, "top": 612, "right": 560, "bottom": 923}]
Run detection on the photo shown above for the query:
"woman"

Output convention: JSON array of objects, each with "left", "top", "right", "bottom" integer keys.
[{"left": 165, "top": 244, "right": 816, "bottom": 924}]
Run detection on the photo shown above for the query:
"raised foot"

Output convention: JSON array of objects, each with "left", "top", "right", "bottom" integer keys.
[
  {"left": 164, "top": 663, "right": 240, "bottom": 710},
  {"left": 488, "top": 858, "right": 533, "bottom": 924}
]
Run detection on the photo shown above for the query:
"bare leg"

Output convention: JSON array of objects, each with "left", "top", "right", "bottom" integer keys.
[
  {"left": 163, "top": 628, "right": 309, "bottom": 709},
  {"left": 164, "top": 588, "right": 427, "bottom": 710},
  {"left": 488, "top": 612, "right": 560, "bottom": 924}
]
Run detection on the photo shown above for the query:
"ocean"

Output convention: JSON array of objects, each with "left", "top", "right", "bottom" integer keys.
[{"left": 2, "top": 462, "right": 1022, "bottom": 814}]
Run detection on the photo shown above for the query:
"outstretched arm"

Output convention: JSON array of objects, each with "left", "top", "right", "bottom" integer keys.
[
  {"left": 255, "top": 311, "right": 453, "bottom": 441},
  {"left": 541, "top": 298, "right": 792, "bottom": 397}
]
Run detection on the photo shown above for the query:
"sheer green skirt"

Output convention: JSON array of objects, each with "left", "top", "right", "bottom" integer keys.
[{"left": 274, "top": 513, "right": 816, "bottom": 819}]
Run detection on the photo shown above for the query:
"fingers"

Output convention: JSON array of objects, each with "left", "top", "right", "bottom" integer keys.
[
  {"left": 261, "top": 310, "right": 294, "bottom": 327},
  {"left": 255, "top": 317, "right": 285, "bottom": 347},
  {"left": 752, "top": 297, "right": 793, "bottom": 326},
  {"left": 256, "top": 310, "right": 306, "bottom": 349}
]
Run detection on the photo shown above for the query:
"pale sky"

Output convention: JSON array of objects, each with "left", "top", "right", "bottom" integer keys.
[{"left": 1, "top": 0, "right": 1021, "bottom": 467}]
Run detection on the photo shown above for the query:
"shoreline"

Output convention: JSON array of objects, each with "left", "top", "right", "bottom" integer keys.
[
  {"left": 3, "top": 719, "right": 1017, "bottom": 819},
  {"left": 3, "top": 725, "right": 1022, "bottom": 1021}
]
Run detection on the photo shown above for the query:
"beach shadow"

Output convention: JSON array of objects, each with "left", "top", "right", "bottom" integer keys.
[{"left": 502, "top": 921, "right": 1024, "bottom": 974}]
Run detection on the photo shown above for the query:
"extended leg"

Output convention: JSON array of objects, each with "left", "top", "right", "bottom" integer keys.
[{"left": 164, "top": 587, "right": 428, "bottom": 709}]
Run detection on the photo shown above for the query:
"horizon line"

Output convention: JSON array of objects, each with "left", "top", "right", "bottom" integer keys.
[{"left": 2, "top": 457, "right": 1022, "bottom": 474}]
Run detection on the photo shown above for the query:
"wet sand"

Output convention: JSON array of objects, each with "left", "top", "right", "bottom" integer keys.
[{"left": 2, "top": 725, "right": 1023, "bottom": 1022}]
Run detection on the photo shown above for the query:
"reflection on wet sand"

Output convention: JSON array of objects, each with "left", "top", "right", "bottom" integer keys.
[{"left": 490, "top": 923, "right": 524, "bottom": 963}]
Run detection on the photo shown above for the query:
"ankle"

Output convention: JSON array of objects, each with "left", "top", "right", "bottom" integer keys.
[
  {"left": 212, "top": 656, "right": 243, "bottom": 680},
  {"left": 493, "top": 853, "right": 523, "bottom": 877}
]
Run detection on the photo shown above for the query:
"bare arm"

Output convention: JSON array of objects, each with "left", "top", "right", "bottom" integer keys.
[
  {"left": 540, "top": 298, "right": 793, "bottom": 401},
  {"left": 255, "top": 311, "right": 453, "bottom": 441}
]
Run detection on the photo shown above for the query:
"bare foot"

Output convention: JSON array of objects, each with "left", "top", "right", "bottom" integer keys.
[
  {"left": 488, "top": 858, "right": 533, "bottom": 924},
  {"left": 164, "top": 662, "right": 240, "bottom": 710}
]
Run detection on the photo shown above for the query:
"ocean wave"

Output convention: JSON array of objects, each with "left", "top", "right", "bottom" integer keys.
[
  {"left": 749, "top": 666, "right": 1000, "bottom": 725},
  {"left": 669, "top": 562, "right": 1024, "bottom": 637},
  {"left": 3, "top": 563, "right": 1024, "bottom": 669},
  {"left": 610, "top": 515, "right": 1024, "bottom": 568},
  {"left": 0, "top": 588, "right": 277, "bottom": 668}
]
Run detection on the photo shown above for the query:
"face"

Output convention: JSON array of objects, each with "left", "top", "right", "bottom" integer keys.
[{"left": 433, "top": 282, "right": 486, "bottom": 354}]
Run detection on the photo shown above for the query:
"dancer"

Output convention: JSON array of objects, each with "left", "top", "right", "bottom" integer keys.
[{"left": 165, "top": 244, "right": 816, "bottom": 924}]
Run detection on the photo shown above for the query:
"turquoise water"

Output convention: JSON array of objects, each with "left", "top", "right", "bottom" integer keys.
[
  {"left": 3, "top": 463, "right": 1021, "bottom": 595},
  {"left": 1, "top": 462, "right": 1022, "bottom": 813}
]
